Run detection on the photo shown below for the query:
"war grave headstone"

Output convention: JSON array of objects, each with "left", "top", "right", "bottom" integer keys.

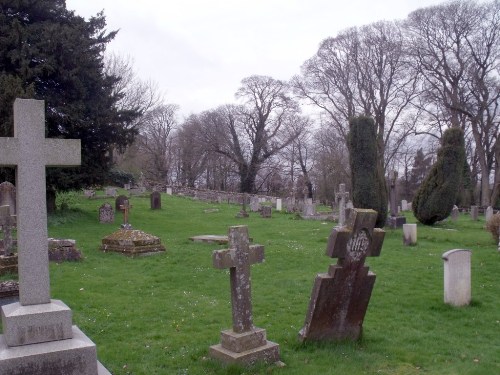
[
  {"left": 299, "top": 208, "right": 385, "bottom": 342},
  {"left": 260, "top": 205, "right": 272, "bottom": 218},
  {"left": 0, "top": 99, "right": 110, "bottom": 374},
  {"left": 99, "top": 202, "right": 115, "bottom": 224},
  {"left": 402, "top": 223, "right": 417, "bottom": 246},
  {"left": 276, "top": 198, "right": 282, "bottom": 211},
  {"left": 451, "top": 205, "right": 459, "bottom": 221},
  {"left": 442, "top": 249, "right": 471, "bottom": 306},
  {"left": 0, "top": 205, "right": 17, "bottom": 275},
  {"left": 166, "top": 187, "right": 173, "bottom": 195},
  {"left": 485, "top": 206, "right": 494, "bottom": 222},
  {"left": 387, "top": 171, "right": 406, "bottom": 229},
  {"left": 0, "top": 181, "right": 16, "bottom": 216},
  {"left": 210, "top": 226, "right": 280, "bottom": 365},
  {"left": 336, "top": 183, "right": 349, "bottom": 227},
  {"left": 151, "top": 191, "right": 161, "bottom": 210},
  {"left": 470, "top": 205, "right": 479, "bottom": 221}
]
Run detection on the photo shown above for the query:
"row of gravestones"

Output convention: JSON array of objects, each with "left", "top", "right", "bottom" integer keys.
[{"left": 98, "top": 192, "right": 162, "bottom": 224}]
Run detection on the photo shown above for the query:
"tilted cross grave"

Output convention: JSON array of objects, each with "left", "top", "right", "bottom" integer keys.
[
  {"left": 0, "top": 99, "right": 110, "bottom": 374},
  {"left": 210, "top": 225, "right": 280, "bottom": 365},
  {"left": 299, "top": 208, "right": 385, "bottom": 342}
]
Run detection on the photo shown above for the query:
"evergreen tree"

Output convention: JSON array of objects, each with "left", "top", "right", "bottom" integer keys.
[
  {"left": 0, "top": 1, "right": 139, "bottom": 208},
  {"left": 408, "top": 148, "right": 433, "bottom": 200},
  {"left": 412, "top": 128, "right": 466, "bottom": 225},
  {"left": 348, "top": 116, "right": 388, "bottom": 227}
]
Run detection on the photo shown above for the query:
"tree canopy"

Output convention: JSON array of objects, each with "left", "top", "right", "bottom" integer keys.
[{"left": 0, "top": 0, "right": 140, "bottom": 201}]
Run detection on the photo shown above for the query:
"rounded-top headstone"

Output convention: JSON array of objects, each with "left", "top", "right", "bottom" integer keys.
[{"left": 115, "top": 195, "right": 128, "bottom": 211}]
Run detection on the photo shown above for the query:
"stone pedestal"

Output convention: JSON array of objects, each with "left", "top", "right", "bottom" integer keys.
[
  {"left": 402, "top": 224, "right": 417, "bottom": 246},
  {"left": 387, "top": 215, "right": 406, "bottom": 229},
  {"left": 209, "top": 328, "right": 280, "bottom": 365},
  {"left": 442, "top": 249, "right": 471, "bottom": 306}
]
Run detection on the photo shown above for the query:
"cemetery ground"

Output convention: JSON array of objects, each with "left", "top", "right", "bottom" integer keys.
[{"left": 1, "top": 192, "right": 499, "bottom": 375}]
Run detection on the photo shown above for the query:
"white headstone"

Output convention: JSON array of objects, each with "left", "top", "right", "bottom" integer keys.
[
  {"left": 442, "top": 249, "right": 471, "bottom": 306},
  {"left": 276, "top": 198, "right": 282, "bottom": 211},
  {"left": 402, "top": 224, "right": 417, "bottom": 246},
  {"left": 401, "top": 200, "right": 408, "bottom": 211},
  {"left": 166, "top": 187, "right": 172, "bottom": 195}
]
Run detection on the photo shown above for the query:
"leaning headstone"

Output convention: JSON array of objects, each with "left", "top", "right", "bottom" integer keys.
[
  {"left": 0, "top": 182, "right": 16, "bottom": 216},
  {"left": 451, "top": 205, "right": 459, "bottom": 221},
  {"left": 442, "top": 249, "right": 471, "bottom": 306},
  {"left": 470, "top": 205, "right": 479, "bottom": 221},
  {"left": 276, "top": 198, "right": 282, "bottom": 211},
  {"left": 151, "top": 191, "right": 161, "bottom": 210},
  {"left": 99, "top": 203, "right": 114, "bottom": 224},
  {"left": 0, "top": 99, "right": 110, "bottom": 374},
  {"left": 402, "top": 224, "right": 417, "bottom": 246},
  {"left": 299, "top": 208, "right": 385, "bottom": 342},
  {"left": 485, "top": 206, "right": 494, "bottom": 222},
  {"left": 336, "top": 183, "right": 349, "bottom": 227},
  {"left": 261, "top": 206, "right": 272, "bottom": 218},
  {"left": 210, "top": 226, "right": 280, "bottom": 365}
]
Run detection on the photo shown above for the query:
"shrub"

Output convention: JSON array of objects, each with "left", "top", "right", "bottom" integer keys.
[
  {"left": 348, "top": 116, "right": 387, "bottom": 227},
  {"left": 486, "top": 213, "right": 500, "bottom": 242},
  {"left": 413, "top": 127, "right": 465, "bottom": 225}
]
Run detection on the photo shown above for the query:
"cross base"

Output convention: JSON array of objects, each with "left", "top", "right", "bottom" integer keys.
[
  {"left": 2, "top": 299, "right": 73, "bottom": 346},
  {"left": 210, "top": 328, "right": 280, "bottom": 365},
  {"left": 0, "top": 326, "right": 111, "bottom": 375}
]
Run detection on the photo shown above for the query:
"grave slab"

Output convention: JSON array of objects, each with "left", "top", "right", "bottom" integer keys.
[{"left": 101, "top": 229, "right": 166, "bottom": 257}]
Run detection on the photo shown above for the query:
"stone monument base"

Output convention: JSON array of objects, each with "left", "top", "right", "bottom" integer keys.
[
  {"left": 0, "top": 254, "right": 17, "bottom": 276},
  {"left": 0, "top": 325, "right": 111, "bottom": 375},
  {"left": 210, "top": 328, "right": 280, "bottom": 365},
  {"left": 100, "top": 229, "right": 166, "bottom": 257},
  {"left": 387, "top": 216, "right": 406, "bottom": 229}
]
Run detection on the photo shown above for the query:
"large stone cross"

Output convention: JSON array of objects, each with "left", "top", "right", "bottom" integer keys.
[
  {"left": 212, "top": 225, "right": 264, "bottom": 333},
  {"left": 0, "top": 205, "right": 16, "bottom": 256},
  {"left": 0, "top": 99, "right": 81, "bottom": 305},
  {"left": 335, "top": 183, "right": 349, "bottom": 227},
  {"left": 299, "top": 208, "right": 385, "bottom": 342}
]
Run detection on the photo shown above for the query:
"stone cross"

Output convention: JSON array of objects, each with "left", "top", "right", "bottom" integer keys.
[
  {"left": 299, "top": 208, "right": 385, "bottom": 342},
  {"left": 212, "top": 225, "right": 264, "bottom": 333},
  {"left": 120, "top": 199, "right": 132, "bottom": 228},
  {"left": 0, "top": 205, "right": 16, "bottom": 256},
  {"left": 335, "top": 183, "right": 349, "bottom": 227},
  {"left": 0, "top": 99, "right": 80, "bottom": 305}
]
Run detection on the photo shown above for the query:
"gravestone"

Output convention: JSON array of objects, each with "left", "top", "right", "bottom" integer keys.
[
  {"left": 83, "top": 189, "right": 95, "bottom": 198},
  {"left": 115, "top": 194, "right": 128, "bottom": 211},
  {"left": 99, "top": 203, "right": 114, "bottom": 224},
  {"left": 151, "top": 191, "right": 161, "bottom": 210},
  {"left": 210, "top": 226, "right": 280, "bottom": 365},
  {"left": 0, "top": 99, "right": 110, "bottom": 374},
  {"left": 250, "top": 196, "right": 260, "bottom": 212},
  {"left": 485, "top": 206, "right": 493, "bottom": 222},
  {"left": 260, "top": 206, "right": 272, "bottom": 218},
  {"left": 470, "top": 205, "right": 479, "bottom": 221},
  {"left": 299, "top": 208, "right": 385, "bottom": 342},
  {"left": 387, "top": 171, "right": 406, "bottom": 229},
  {"left": 451, "top": 205, "right": 459, "bottom": 221},
  {"left": 302, "top": 198, "right": 316, "bottom": 217},
  {"left": 276, "top": 198, "right": 282, "bottom": 211},
  {"left": 336, "top": 183, "right": 349, "bottom": 227},
  {"left": 402, "top": 223, "right": 417, "bottom": 246},
  {"left": 104, "top": 187, "right": 117, "bottom": 197},
  {"left": 401, "top": 200, "right": 408, "bottom": 211},
  {"left": 0, "top": 182, "right": 16, "bottom": 216},
  {"left": 166, "top": 187, "right": 172, "bottom": 195},
  {"left": 442, "top": 249, "right": 471, "bottom": 306}
]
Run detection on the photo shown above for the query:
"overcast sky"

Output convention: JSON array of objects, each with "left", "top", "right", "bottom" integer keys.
[{"left": 66, "top": 0, "right": 447, "bottom": 118}]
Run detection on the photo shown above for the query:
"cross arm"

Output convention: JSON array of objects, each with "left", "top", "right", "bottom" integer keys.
[{"left": 212, "top": 245, "right": 265, "bottom": 269}]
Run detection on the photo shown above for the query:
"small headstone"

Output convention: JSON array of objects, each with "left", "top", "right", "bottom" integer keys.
[
  {"left": 151, "top": 191, "right": 161, "bottom": 210},
  {"left": 442, "top": 249, "right": 471, "bottom": 306},
  {"left": 166, "top": 187, "right": 172, "bottom": 195},
  {"left": 451, "top": 205, "right": 459, "bottom": 221},
  {"left": 402, "top": 223, "right": 417, "bottom": 246},
  {"left": 99, "top": 203, "right": 114, "bottom": 224},
  {"left": 299, "top": 208, "right": 385, "bottom": 342},
  {"left": 210, "top": 226, "right": 280, "bottom": 365},
  {"left": 276, "top": 198, "right": 282, "bottom": 211},
  {"left": 261, "top": 206, "right": 272, "bottom": 218},
  {"left": 115, "top": 194, "right": 128, "bottom": 211},
  {"left": 401, "top": 200, "right": 408, "bottom": 211},
  {"left": 470, "top": 205, "right": 478, "bottom": 221},
  {"left": 485, "top": 206, "right": 493, "bottom": 222},
  {"left": 105, "top": 187, "right": 117, "bottom": 197},
  {"left": 0, "top": 181, "right": 16, "bottom": 216}
]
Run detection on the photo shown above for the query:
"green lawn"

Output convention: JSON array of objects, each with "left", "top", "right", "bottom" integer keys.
[{"left": 2, "top": 191, "right": 499, "bottom": 375}]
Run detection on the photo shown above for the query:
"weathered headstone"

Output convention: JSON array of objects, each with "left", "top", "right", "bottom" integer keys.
[
  {"left": 0, "top": 99, "right": 110, "bottom": 374},
  {"left": 336, "top": 183, "right": 349, "bottom": 227},
  {"left": 442, "top": 249, "right": 471, "bottom": 306},
  {"left": 99, "top": 203, "right": 114, "bottom": 224},
  {"left": 451, "top": 205, "right": 459, "bottom": 221},
  {"left": 250, "top": 196, "right": 260, "bottom": 212},
  {"left": 210, "top": 226, "right": 280, "bottom": 365},
  {"left": 402, "top": 223, "right": 417, "bottom": 246},
  {"left": 150, "top": 191, "right": 161, "bottom": 210},
  {"left": 260, "top": 206, "right": 272, "bottom": 218},
  {"left": 276, "top": 198, "right": 282, "bottom": 211},
  {"left": 0, "top": 182, "right": 16, "bottom": 216},
  {"left": 115, "top": 194, "right": 128, "bottom": 211},
  {"left": 401, "top": 199, "right": 408, "bottom": 211},
  {"left": 299, "top": 208, "right": 385, "bottom": 342},
  {"left": 470, "top": 205, "right": 479, "bottom": 221},
  {"left": 485, "top": 206, "right": 493, "bottom": 222}
]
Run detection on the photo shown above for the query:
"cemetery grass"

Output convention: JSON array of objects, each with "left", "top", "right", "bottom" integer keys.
[{"left": 2, "top": 192, "right": 500, "bottom": 375}]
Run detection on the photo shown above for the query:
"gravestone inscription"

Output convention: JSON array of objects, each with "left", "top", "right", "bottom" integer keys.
[{"left": 299, "top": 208, "right": 385, "bottom": 342}]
